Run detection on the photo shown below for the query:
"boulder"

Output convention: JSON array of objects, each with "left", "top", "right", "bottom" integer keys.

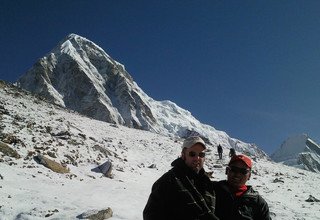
[
  {"left": 77, "top": 207, "right": 113, "bottom": 220},
  {"left": 305, "top": 195, "right": 320, "bottom": 202},
  {"left": 0, "top": 141, "right": 20, "bottom": 159},
  {"left": 91, "top": 160, "right": 113, "bottom": 178},
  {"left": 34, "top": 154, "right": 69, "bottom": 173}
]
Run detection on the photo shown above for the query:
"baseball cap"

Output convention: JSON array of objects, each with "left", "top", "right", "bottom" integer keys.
[
  {"left": 228, "top": 154, "right": 252, "bottom": 169},
  {"left": 182, "top": 136, "right": 206, "bottom": 149}
]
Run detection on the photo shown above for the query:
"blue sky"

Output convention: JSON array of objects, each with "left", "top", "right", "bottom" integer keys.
[{"left": 1, "top": 0, "right": 320, "bottom": 154}]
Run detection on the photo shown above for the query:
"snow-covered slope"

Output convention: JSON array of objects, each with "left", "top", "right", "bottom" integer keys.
[
  {"left": 271, "top": 134, "right": 320, "bottom": 173},
  {"left": 16, "top": 33, "right": 267, "bottom": 159},
  {"left": 1, "top": 81, "right": 320, "bottom": 220}
]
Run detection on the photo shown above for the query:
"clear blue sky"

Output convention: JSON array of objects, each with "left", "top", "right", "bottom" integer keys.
[{"left": 1, "top": 0, "right": 320, "bottom": 154}]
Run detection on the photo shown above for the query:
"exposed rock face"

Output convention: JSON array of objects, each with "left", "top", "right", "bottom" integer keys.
[
  {"left": 17, "top": 34, "right": 156, "bottom": 130},
  {"left": 298, "top": 152, "right": 320, "bottom": 173}
]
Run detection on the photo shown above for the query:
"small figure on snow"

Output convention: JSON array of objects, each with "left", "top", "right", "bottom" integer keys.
[
  {"left": 229, "top": 148, "right": 236, "bottom": 158},
  {"left": 217, "top": 144, "right": 223, "bottom": 160}
]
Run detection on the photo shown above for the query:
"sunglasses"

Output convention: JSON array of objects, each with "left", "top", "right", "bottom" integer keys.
[
  {"left": 188, "top": 151, "right": 206, "bottom": 158},
  {"left": 228, "top": 166, "right": 250, "bottom": 175}
]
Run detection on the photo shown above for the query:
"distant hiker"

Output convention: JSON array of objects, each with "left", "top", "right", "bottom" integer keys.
[
  {"left": 143, "top": 136, "right": 219, "bottom": 220},
  {"left": 217, "top": 144, "right": 223, "bottom": 159},
  {"left": 212, "top": 155, "right": 271, "bottom": 220},
  {"left": 229, "top": 148, "right": 236, "bottom": 158}
]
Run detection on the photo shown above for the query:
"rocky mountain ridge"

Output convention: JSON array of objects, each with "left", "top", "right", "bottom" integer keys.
[
  {"left": 271, "top": 134, "right": 320, "bottom": 173},
  {"left": 16, "top": 33, "right": 268, "bottom": 158}
]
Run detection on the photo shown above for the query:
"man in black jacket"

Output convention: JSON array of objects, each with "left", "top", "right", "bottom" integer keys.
[
  {"left": 143, "top": 136, "right": 219, "bottom": 220},
  {"left": 213, "top": 154, "right": 271, "bottom": 220}
]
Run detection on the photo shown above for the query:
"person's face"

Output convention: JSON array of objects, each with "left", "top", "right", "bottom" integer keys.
[
  {"left": 226, "top": 160, "right": 251, "bottom": 189},
  {"left": 182, "top": 143, "right": 206, "bottom": 173}
]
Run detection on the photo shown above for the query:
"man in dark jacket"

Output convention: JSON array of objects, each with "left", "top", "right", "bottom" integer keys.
[
  {"left": 143, "top": 136, "right": 219, "bottom": 220},
  {"left": 213, "top": 154, "right": 271, "bottom": 220}
]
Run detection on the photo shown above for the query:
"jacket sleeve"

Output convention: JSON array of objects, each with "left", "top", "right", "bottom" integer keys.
[
  {"left": 257, "top": 195, "right": 272, "bottom": 220},
  {"left": 143, "top": 177, "right": 169, "bottom": 220},
  {"left": 199, "top": 212, "right": 220, "bottom": 220}
]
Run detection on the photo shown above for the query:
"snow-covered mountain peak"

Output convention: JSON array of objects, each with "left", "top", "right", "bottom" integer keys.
[
  {"left": 53, "top": 33, "right": 124, "bottom": 71},
  {"left": 271, "top": 134, "right": 320, "bottom": 173},
  {"left": 17, "top": 33, "right": 269, "bottom": 159},
  {"left": 59, "top": 33, "right": 103, "bottom": 52},
  {"left": 66, "top": 33, "right": 84, "bottom": 40},
  {"left": 274, "top": 134, "right": 308, "bottom": 158}
]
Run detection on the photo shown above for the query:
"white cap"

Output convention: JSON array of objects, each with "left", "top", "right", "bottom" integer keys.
[{"left": 182, "top": 136, "right": 206, "bottom": 149}]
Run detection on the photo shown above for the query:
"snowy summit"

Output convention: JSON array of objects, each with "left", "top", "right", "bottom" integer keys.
[
  {"left": 16, "top": 33, "right": 267, "bottom": 159},
  {"left": 271, "top": 134, "right": 320, "bottom": 173}
]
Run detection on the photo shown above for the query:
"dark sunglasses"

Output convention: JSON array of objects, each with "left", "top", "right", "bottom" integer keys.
[
  {"left": 188, "top": 151, "right": 206, "bottom": 158},
  {"left": 228, "top": 166, "right": 250, "bottom": 175}
]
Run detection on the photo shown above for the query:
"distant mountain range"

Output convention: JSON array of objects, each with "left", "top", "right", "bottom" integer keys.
[
  {"left": 271, "top": 134, "right": 320, "bottom": 173},
  {"left": 16, "top": 33, "right": 267, "bottom": 158}
]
